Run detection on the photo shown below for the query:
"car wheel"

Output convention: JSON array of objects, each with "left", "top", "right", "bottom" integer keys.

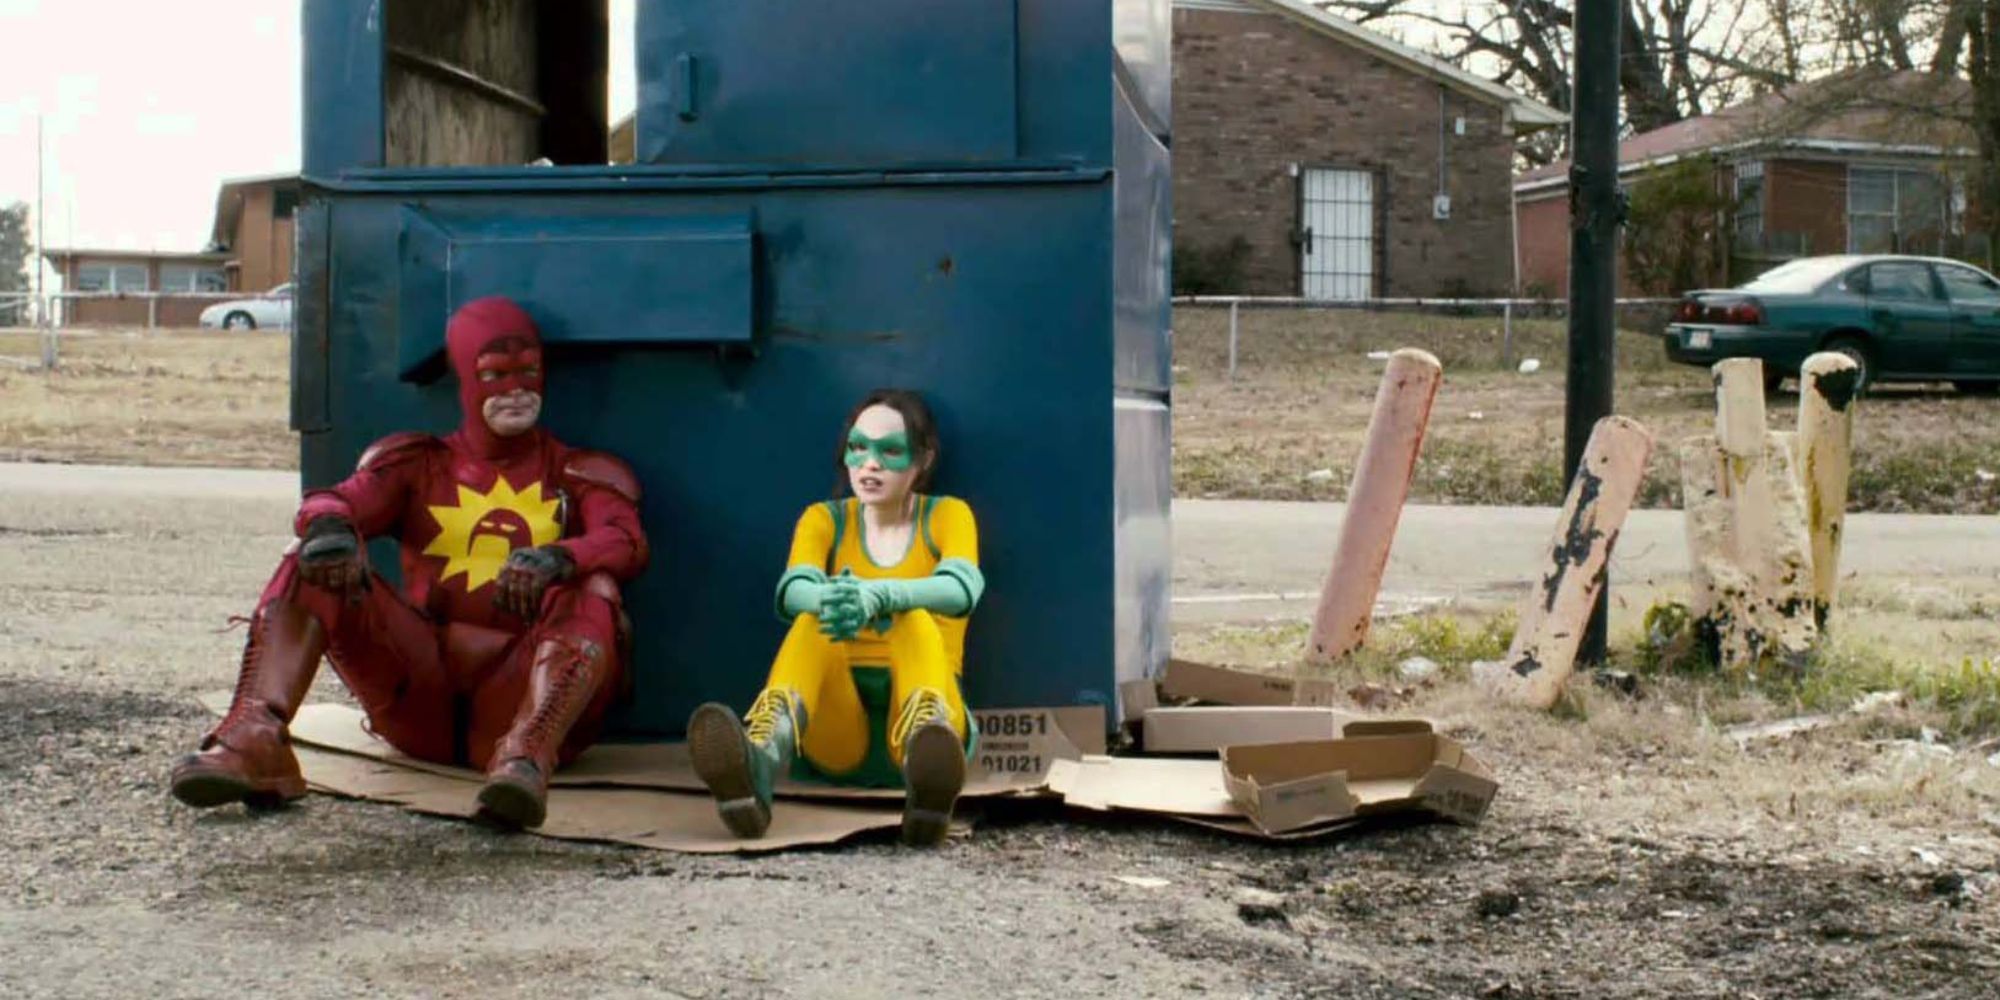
[
  {"left": 224, "top": 311, "right": 255, "bottom": 331},
  {"left": 1955, "top": 380, "right": 2000, "bottom": 395},
  {"left": 1761, "top": 362, "right": 1787, "bottom": 395},
  {"left": 1822, "top": 338, "right": 1871, "bottom": 394}
]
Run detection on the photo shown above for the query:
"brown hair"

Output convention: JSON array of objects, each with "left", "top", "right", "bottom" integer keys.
[{"left": 833, "top": 388, "right": 940, "bottom": 495}]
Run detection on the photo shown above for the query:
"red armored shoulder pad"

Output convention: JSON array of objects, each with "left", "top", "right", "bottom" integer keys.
[
  {"left": 356, "top": 432, "right": 443, "bottom": 473},
  {"left": 563, "top": 450, "right": 642, "bottom": 504}
]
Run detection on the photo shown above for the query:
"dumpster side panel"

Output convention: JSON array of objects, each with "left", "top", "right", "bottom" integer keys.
[{"left": 310, "top": 182, "right": 1119, "bottom": 734}]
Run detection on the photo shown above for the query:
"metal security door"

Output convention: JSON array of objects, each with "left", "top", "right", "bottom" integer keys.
[{"left": 1300, "top": 168, "right": 1375, "bottom": 300}]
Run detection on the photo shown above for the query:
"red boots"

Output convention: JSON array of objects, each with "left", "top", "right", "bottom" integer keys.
[
  {"left": 169, "top": 601, "right": 325, "bottom": 809},
  {"left": 475, "top": 636, "right": 610, "bottom": 829}
]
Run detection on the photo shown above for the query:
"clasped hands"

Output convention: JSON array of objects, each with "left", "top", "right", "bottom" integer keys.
[{"left": 816, "top": 571, "right": 908, "bottom": 642}]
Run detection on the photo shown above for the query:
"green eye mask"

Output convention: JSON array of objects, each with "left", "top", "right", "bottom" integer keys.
[{"left": 844, "top": 430, "right": 914, "bottom": 471}]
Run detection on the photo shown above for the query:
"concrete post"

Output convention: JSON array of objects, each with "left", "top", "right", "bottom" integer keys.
[
  {"left": 1227, "top": 300, "right": 1240, "bottom": 379},
  {"left": 1682, "top": 359, "right": 1817, "bottom": 672},
  {"left": 1303, "top": 348, "right": 1442, "bottom": 667},
  {"left": 1797, "top": 352, "right": 1859, "bottom": 629},
  {"left": 1480, "top": 415, "right": 1653, "bottom": 708}
]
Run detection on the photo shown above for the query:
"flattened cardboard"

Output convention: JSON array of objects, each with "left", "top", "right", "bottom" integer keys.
[
  {"left": 1142, "top": 706, "right": 1358, "bottom": 753},
  {"left": 243, "top": 697, "right": 1098, "bottom": 801},
  {"left": 1220, "top": 720, "right": 1498, "bottom": 835},
  {"left": 1161, "top": 658, "right": 1296, "bottom": 706},
  {"left": 295, "top": 747, "right": 910, "bottom": 854},
  {"left": 968, "top": 706, "right": 1105, "bottom": 785},
  {"left": 1051, "top": 755, "right": 1240, "bottom": 817}
]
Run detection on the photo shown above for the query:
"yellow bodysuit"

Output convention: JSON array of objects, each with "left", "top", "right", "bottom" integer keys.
[{"left": 762, "top": 495, "right": 978, "bottom": 784}]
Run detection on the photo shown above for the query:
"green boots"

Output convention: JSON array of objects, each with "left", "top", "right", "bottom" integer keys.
[
  {"left": 687, "top": 689, "right": 802, "bottom": 839},
  {"left": 689, "top": 686, "right": 966, "bottom": 846},
  {"left": 892, "top": 688, "right": 966, "bottom": 848}
]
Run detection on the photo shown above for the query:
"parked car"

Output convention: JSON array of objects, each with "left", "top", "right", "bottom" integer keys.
[
  {"left": 1662, "top": 255, "right": 2000, "bottom": 392},
  {"left": 198, "top": 283, "right": 293, "bottom": 331}
]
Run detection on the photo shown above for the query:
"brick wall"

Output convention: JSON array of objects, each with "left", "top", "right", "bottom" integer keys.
[
  {"left": 230, "top": 187, "right": 295, "bottom": 293},
  {"left": 1766, "top": 159, "right": 1848, "bottom": 256},
  {"left": 1172, "top": 6, "right": 1520, "bottom": 296},
  {"left": 1515, "top": 191, "right": 1568, "bottom": 295}
]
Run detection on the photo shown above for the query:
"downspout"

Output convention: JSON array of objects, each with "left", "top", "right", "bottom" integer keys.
[{"left": 1507, "top": 106, "right": 1522, "bottom": 295}]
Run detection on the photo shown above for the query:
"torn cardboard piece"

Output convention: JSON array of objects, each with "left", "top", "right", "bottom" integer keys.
[
  {"left": 296, "top": 747, "right": 910, "bottom": 854},
  {"left": 1221, "top": 720, "right": 1498, "bottom": 835},
  {"left": 1118, "top": 676, "right": 1162, "bottom": 723},
  {"left": 234, "top": 697, "right": 1099, "bottom": 801},
  {"left": 1161, "top": 659, "right": 1295, "bottom": 706},
  {"left": 1046, "top": 757, "right": 1370, "bottom": 842},
  {"left": 967, "top": 706, "right": 1106, "bottom": 785},
  {"left": 1142, "top": 706, "right": 1357, "bottom": 753}
]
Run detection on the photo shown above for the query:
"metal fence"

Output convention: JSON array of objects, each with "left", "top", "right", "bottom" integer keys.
[
  {"left": 0, "top": 290, "right": 290, "bottom": 332},
  {"left": 0, "top": 290, "right": 290, "bottom": 370},
  {"left": 1172, "top": 295, "right": 1681, "bottom": 377}
]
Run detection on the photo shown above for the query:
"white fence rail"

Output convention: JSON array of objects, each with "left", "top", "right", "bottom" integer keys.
[{"left": 1172, "top": 295, "right": 1682, "bottom": 377}]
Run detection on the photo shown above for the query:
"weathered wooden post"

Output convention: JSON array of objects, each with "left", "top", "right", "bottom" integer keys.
[
  {"left": 1797, "top": 352, "right": 1859, "bottom": 628},
  {"left": 1681, "top": 358, "right": 1816, "bottom": 672},
  {"left": 1479, "top": 415, "right": 1653, "bottom": 708},
  {"left": 1302, "top": 348, "right": 1442, "bottom": 666}
]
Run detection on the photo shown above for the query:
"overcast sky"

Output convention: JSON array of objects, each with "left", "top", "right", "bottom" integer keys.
[{"left": 0, "top": 0, "right": 637, "bottom": 269}]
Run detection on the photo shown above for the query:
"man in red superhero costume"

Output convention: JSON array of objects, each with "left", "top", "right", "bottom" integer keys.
[{"left": 170, "top": 296, "right": 649, "bottom": 829}]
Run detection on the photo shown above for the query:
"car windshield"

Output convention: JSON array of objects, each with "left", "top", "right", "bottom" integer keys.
[{"left": 1737, "top": 258, "right": 1857, "bottom": 293}]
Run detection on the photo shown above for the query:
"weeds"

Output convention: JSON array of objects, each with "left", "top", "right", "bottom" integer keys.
[{"left": 1630, "top": 598, "right": 2000, "bottom": 740}]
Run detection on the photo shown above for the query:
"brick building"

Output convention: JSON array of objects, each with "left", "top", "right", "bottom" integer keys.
[
  {"left": 209, "top": 172, "right": 300, "bottom": 295},
  {"left": 42, "top": 172, "right": 299, "bottom": 327},
  {"left": 1515, "top": 71, "right": 1974, "bottom": 295},
  {"left": 1172, "top": 0, "right": 1562, "bottom": 298},
  {"left": 40, "top": 248, "right": 233, "bottom": 327}
]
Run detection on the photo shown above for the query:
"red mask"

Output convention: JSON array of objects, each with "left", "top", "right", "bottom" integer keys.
[{"left": 445, "top": 297, "right": 546, "bottom": 458}]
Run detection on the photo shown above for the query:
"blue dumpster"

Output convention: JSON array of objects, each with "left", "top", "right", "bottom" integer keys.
[{"left": 297, "top": 0, "right": 1171, "bottom": 735}]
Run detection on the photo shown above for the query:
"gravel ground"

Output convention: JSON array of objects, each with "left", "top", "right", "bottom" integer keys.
[{"left": 3, "top": 478, "right": 1997, "bottom": 998}]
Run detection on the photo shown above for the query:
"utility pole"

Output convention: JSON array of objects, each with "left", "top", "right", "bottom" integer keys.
[
  {"left": 36, "top": 114, "right": 53, "bottom": 370},
  {"left": 1566, "top": 0, "right": 1621, "bottom": 664}
]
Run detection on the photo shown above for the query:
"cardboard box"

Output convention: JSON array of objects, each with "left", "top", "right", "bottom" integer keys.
[
  {"left": 967, "top": 706, "right": 1106, "bottom": 785},
  {"left": 1161, "top": 658, "right": 1296, "bottom": 705},
  {"left": 1142, "top": 706, "right": 1357, "bottom": 754},
  {"left": 1220, "top": 720, "right": 1498, "bottom": 835}
]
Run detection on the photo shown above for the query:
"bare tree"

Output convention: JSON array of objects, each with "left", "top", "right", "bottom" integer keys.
[{"left": 1318, "top": 1, "right": 1789, "bottom": 147}]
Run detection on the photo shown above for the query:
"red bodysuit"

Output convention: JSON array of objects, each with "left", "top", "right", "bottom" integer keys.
[{"left": 266, "top": 300, "right": 649, "bottom": 768}]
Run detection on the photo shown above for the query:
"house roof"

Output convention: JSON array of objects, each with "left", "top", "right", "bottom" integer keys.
[
  {"left": 209, "top": 172, "right": 301, "bottom": 249},
  {"left": 1515, "top": 70, "right": 1973, "bottom": 194},
  {"left": 1182, "top": 0, "right": 1567, "bottom": 131},
  {"left": 41, "top": 247, "right": 230, "bottom": 264}
]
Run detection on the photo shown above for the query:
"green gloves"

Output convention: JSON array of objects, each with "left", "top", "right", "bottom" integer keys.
[{"left": 774, "top": 560, "right": 987, "bottom": 643}]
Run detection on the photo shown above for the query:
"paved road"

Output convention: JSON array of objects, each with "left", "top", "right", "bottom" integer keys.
[{"left": 4, "top": 462, "right": 1995, "bottom": 621}]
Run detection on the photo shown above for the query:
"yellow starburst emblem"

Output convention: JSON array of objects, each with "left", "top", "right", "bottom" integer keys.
[{"left": 422, "top": 477, "right": 563, "bottom": 592}]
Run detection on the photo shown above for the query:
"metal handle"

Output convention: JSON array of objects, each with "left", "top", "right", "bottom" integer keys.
[{"left": 677, "top": 53, "right": 699, "bottom": 121}]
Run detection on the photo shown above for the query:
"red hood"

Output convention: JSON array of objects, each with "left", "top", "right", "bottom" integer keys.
[{"left": 446, "top": 296, "right": 545, "bottom": 459}]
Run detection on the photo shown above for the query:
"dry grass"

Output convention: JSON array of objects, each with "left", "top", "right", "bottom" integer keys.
[
  {"left": 1175, "top": 305, "right": 2000, "bottom": 514},
  {"left": 7, "top": 319, "right": 2000, "bottom": 516},
  {"left": 0, "top": 328, "right": 293, "bottom": 469}
]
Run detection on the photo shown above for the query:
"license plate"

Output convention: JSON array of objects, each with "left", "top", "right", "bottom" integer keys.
[{"left": 1685, "top": 329, "right": 1713, "bottom": 349}]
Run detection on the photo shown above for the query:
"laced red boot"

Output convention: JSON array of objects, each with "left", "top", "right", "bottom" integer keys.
[
  {"left": 169, "top": 601, "right": 326, "bottom": 809},
  {"left": 476, "top": 636, "right": 610, "bottom": 829}
]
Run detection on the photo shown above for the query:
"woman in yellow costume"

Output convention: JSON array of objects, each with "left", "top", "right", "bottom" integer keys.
[{"left": 689, "top": 389, "right": 982, "bottom": 846}]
